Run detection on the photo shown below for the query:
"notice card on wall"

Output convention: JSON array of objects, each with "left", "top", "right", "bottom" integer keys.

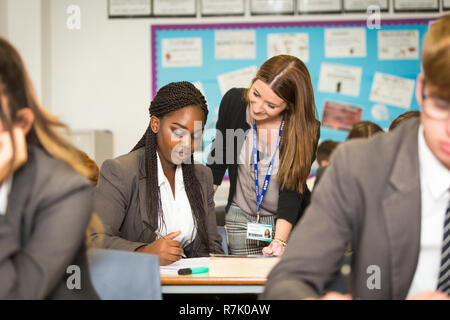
[
  {"left": 217, "top": 66, "right": 257, "bottom": 96},
  {"left": 318, "top": 63, "right": 363, "bottom": 97},
  {"left": 215, "top": 30, "right": 256, "bottom": 60},
  {"left": 298, "top": 0, "right": 342, "bottom": 13},
  {"left": 162, "top": 38, "right": 203, "bottom": 67},
  {"left": 370, "top": 72, "right": 415, "bottom": 109},
  {"left": 267, "top": 33, "right": 309, "bottom": 62},
  {"left": 153, "top": 0, "right": 196, "bottom": 16},
  {"left": 378, "top": 30, "right": 419, "bottom": 60},
  {"left": 325, "top": 28, "right": 366, "bottom": 58}
]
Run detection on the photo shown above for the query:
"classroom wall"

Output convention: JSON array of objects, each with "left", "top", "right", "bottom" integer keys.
[
  {"left": 1, "top": 0, "right": 445, "bottom": 158},
  {"left": 47, "top": 0, "right": 308, "bottom": 158},
  {"left": 0, "top": 0, "right": 7, "bottom": 37},
  {"left": 0, "top": 0, "right": 43, "bottom": 101},
  {"left": 49, "top": 0, "right": 151, "bottom": 158}
]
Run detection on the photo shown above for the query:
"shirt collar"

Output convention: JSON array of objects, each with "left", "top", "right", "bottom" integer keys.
[
  {"left": 156, "top": 152, "right": 184, "bottom": 188},
  {"left": 0, "top": 176, "right": 13, "bottom": 216},
  {"left": 418, "top": 125, "right": 450, "bottom": 199}
]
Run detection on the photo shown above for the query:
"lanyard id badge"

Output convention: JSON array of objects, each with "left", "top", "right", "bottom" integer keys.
[
  {"left": 252, "top": 116, "right": 284, "bottom": 223},
  {"left": 247, "top": 222, "right": 273, "bottom": 242},
  {"left": 246, "top": 116, "right": 284, "bottom": 242}
]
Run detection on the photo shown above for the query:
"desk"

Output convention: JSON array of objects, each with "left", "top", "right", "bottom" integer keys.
[{"left": 161, "top": 273, "right": 266, "bottom": 294}]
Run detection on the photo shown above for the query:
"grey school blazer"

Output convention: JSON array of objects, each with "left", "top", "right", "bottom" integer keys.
[
  {"left": 91, "top": 148, "right": 223, "bottom": 256},
  {"left": 262, "top": 118, "right": 424, "bottom": 300},
  {"left": 0, "top": 145, "right": 97, "bottom": 299}
]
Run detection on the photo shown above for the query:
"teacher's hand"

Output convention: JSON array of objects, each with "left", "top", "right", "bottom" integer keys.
[{"left": 262, "top": 239, "right": 286, "bottom": 256}]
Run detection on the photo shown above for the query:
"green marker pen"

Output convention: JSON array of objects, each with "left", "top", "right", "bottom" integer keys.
[{"left": 177, "top": 267, "right": 209, "bottom": 275}]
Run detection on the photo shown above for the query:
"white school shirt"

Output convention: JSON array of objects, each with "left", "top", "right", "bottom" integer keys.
[
  {"left": 156, "top": 153, "right": 196, "bottom": 247},
  {"left": 0, "top": 177, "right": 12, "bottom": 216},
  {"left": 406, "top": 125, "right": 450, "bottom": 297}
]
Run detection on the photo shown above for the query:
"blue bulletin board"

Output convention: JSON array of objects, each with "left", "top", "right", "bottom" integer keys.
[{"left": 151, "top": 18, "right": 435, "bottom": 164}]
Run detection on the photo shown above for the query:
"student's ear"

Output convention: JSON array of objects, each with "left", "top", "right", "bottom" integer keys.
[
  {"left": 14, "top": 108, "right": 34, "bottom": 135},
  {"left": 150, "top": 116, "right": 160, "bottom": 134},
  {"left": 416, "top": 74, "right": 425, "bottom": 109}
]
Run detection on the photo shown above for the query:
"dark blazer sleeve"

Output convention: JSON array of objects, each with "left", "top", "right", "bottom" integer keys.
[
  {"left": 91, "top": 159, "right": 147, "bottom": 251},
  {"left": 262, "top": 144, "right": 358, "bottom": 299},
  {"left": 193, "top": 165, "right": 224, "bottom": 256},
  {"left": 277, "top": 186, "right": 311, "bottom": 225},
  {"left": 207, "top": 88, "right": 242, "bottom": 186},
  {"left": 0, "top": 163, "right": 93, "bottom": 299}
]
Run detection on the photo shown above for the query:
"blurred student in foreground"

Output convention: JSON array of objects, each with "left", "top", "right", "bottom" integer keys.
[
  {"left": 262, "top": 14, "right": 450, "bottom": 300},
  {"left": 0, "top": 38, "right": 98, "bottom": 299}
]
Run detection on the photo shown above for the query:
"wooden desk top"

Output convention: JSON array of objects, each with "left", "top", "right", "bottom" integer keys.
[{"left": 161, "top": 273, "right": 266, "bottom": 285}]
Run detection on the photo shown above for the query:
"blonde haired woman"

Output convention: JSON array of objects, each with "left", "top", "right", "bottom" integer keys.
[
  {"left": 0, "top": 38, "right": 97, "bottom": 299},
  {"left": 207, "top": 55, "right": 320, "bottom": 256}
]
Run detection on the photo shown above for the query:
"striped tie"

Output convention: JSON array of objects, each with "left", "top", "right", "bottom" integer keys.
[{"left": 437, "top": 194, "right": 450, "bottom": 294}]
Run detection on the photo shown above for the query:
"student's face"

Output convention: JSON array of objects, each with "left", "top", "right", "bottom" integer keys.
[
  {"left": 152, "top": 105, "right": 205, "bottom": 166},
  {"left": 0, "top": 96, "right": 34, "bottom": 180},
  {"left": 416, "top": 74, "right": 450, "bottom": 170},
  {"left": 248, "top": 80, "right": 287, "bottom": 122}
]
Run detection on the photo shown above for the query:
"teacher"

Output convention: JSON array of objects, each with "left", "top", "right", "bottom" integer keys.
[{"left": 207, "top": 55, "right": 320, "bottom": 256}]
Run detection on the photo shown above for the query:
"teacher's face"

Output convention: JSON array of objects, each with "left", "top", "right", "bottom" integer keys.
[{"left": 248, "top": 80, "right": 287, "bottom": 123}]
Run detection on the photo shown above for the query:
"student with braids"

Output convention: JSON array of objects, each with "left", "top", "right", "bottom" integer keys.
[
  {"left": 207, "top": 55, "right": 320, "bottom": 256},
  {"left": 0, "top": 38, "right": 97, "bottom": 299},
  {"left": 91, "top": 81, "right": 223, "bottom": 265}
]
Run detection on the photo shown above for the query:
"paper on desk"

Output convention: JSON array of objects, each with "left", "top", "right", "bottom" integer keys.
[
  {"left": 160, "top": 257, "right": 209, "bottom": 275},
  {"left": 209, "top": 255, "right": 280, "bottom": 278}
]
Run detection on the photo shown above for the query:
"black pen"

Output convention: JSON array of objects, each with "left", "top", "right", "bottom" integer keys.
[
  {"left": 142, "top": 221, "right": 187, "bottom": 258},
  {"left": 155, "top": 230, "right": 187, "bottom": 258}
]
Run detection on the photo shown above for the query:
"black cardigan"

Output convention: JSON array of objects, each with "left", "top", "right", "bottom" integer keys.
[{"left": 207, "top": 88, "right": 320, "bottom": 225}]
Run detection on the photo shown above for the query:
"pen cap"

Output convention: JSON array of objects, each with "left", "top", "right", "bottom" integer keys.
[{"left": 178, "top": 268, "right": 192, "bottom": 275}]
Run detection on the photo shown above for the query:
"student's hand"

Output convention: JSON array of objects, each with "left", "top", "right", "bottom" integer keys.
[
  {"left": 304, "top": 292, "right": 352, "bottom": 300},
  {"left": 136, "top": 230, "right": 184, "bottom": 266},
  {"left": 407, "top": 291, "right": 450, "bottom": 300},
  {"left": 0, "top": 127, "right": 27, "bottom": 183},
  {"left": 320, "top": 292, "right": 353, "bottom": 300},
  {"left": 262, "top": 240, "right": 285, "bottom": 256}
]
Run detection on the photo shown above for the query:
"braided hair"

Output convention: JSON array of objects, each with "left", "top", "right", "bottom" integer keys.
[{"left": 131, "top": 81, "right": 210, "bottom": 254}]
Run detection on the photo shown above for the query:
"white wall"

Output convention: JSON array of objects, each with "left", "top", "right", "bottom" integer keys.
[
  {"left": 47, "top": 0, "right": 293, "bottom": 158},
  {"left": 0, "top": 0, "right": 7, "bottom": 37},
  {"left": 50, "top": 0, "right": 152, "bottom": 157},
  {"left": 2, "top": 0, "right": 445, "bottom": 158},
  {"left": 0, "top": 0, "right": 43, "bottom": 101}
]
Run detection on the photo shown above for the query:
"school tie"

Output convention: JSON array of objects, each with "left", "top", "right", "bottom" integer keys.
[{"left": 437, "top": 192, "right": 450, "bottom": 294}]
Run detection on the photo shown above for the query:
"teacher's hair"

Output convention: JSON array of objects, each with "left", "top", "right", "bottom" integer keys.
[
  {"left": 246, "top": 55, "right": 320, "bottom": 194},
  {"left": 131, "top": 81, "right": 211, "bottom": 254}
]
